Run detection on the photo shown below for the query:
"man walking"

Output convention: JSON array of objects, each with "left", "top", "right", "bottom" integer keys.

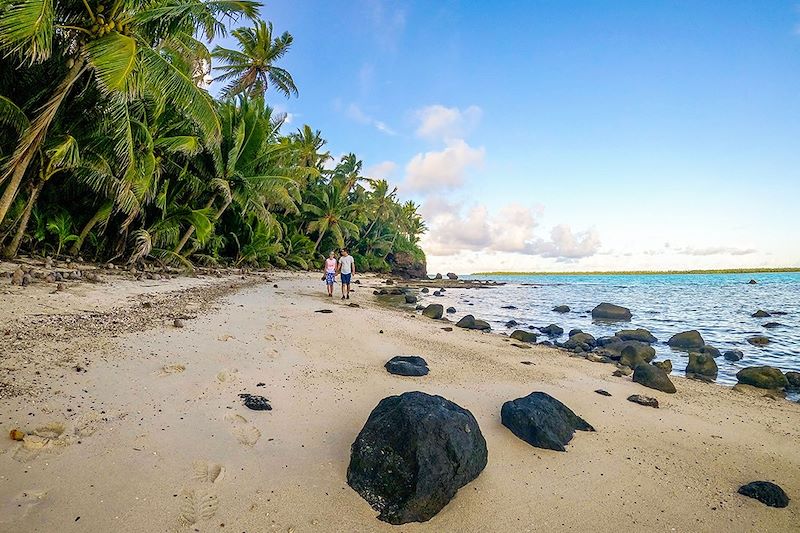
[{"left": 337, "top": 248, "right": 355, "bottom": 299}]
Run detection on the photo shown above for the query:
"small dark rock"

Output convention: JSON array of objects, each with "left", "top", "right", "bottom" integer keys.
[
  {"left": 239, "top": 394, "right": 272, "bottom": 411},
  {"left": 501, "top": 305, "right": 517, "bottom": 310},
  {"left": 595, "top": 389, "right": 612, "bottom": 397},
  {"left": 738, "top": 481, "right": 789, "bottom": 508},
  {"left": 567, "top": 328, "right": 583, "bottom": 337},
  {"left": 552, "top": 305, "right": 570, "bottom": 313},
  {"left": 505, "top": 320, "right": 518, "bottom": 328},
  {"left": 538, "top": 324, "right": 564, "bottom": 337},
  {"left": 751, "top": 310, "right": 771, "bottom": 318},
  {"left": 615, "top": 328, "right": 657, "bottom": 343},
  {"left": 501, "top": 392, "right": 594, "bottom": 451},
  {"left": 446, "top": 307, "right": 456, "bottom": 314},
  {"left": 747, "top": 335, "right": 770, "bottom": 346},
  {"left": 723, "top": 349, "right": 744, "bottom": 361},
  {"left": 510, "top": 330, "right": 538, "bottom": 343},
  {"left": 422, "top": 304, "right": 444, "bottom": 319},
  {"left": 173, "top": 318, "right": 185, "bottom": 328},
  {"left": 653, "top": 360, "right": 672, "bottom": 373},
  {"left": 421, "top": 287, "right": 429, "bottom": 293},
  {"left": 748, "top": 279, "right": 757, "bottom": 284},
  {"left": 627, "top": 394, "right": 659, "bottom": 408},
  {"left": 785, "top": 372, "right": 800, "bottom": 390},
  {"left": 385, "top": 356, "right": 429, "bottom": 377},
  {"left": 633, "top": 363, "right": 676, "bottom": 393},
  {"left": 762, "top": 322, "right": 784, "bottom": 329},
  {"left": 315, "top": 309, "right": 334, "bottom": 314},
  {"left": 404, "top": 294, "right": 418, "bottom": 304},
  {"left": 441, "top": 327, "right": 453, "bottom": 332}
]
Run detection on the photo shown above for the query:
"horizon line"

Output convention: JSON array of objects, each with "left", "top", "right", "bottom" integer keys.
[{"left": 469, "top": 267, "right": 800, "bottom": 276}]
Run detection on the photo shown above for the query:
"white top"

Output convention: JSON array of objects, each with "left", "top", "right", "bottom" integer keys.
[
  {"left": 324, "top": 258, "right": 337, "bottom": 273},
  {"left": 338, "top": 255, "right": 355, "bottom": 275}
]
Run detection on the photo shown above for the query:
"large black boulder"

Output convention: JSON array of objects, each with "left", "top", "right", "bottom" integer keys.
[
  {"left": 456, "top": 315, "right": 491, "bottom": 331},
  {"left": 633, "top": 363, "right": 677, "bottom": 393},
  {"left": 562, "top": 332, "right": 596, "bottom": 351},
  {"left": 510, "top": 330, "right": 538, "bottom": 343},
  {"left": 385, "top": 356, "right": 429, "bottom": 377},
  {"left": 591, "top": 303, "right": 632, "bottom": 321},
  {"left": 738, "top": 481, "right": 790, "bottom": 508},
  {"left": 500, "top": 392, "right": 594, "bottom": 452},
  {"left": 736, "top": 366, "right": 787, "bottom": 389},
  {"left": 347, "top": 392, "right": 487, "bottom": 524}
]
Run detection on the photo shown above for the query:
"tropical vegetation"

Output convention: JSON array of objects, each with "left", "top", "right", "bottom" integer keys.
[{"left": 0, "top": 0, "right": 426, "bottom": 273}]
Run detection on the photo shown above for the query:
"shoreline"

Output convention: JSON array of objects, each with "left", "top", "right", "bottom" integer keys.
[
  {"left": 472, "top": 268, "right": 800, "bottom": 276},
  {"left": 1, "top": 271, "right": 798, "bottom": 531}
]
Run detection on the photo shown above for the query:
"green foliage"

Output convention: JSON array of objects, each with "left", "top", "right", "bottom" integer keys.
[{"left": 0, "top": 4, "right": 426, "bottom": 271}]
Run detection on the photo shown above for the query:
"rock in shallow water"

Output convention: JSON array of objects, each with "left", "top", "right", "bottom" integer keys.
[
  {"left": 667, "top": 330, "right": 705, "bottom": 350},
  {"left": 653, "top": 360, "right": 672, "bottom": 373},
  {"left": 501, "top": 392, "right": 594, "bottom": 452},
  {"left": 385, "top": 356, "right": 429, "bottom": 376},
  {"left": 539, "top": 324, "right": 564, "bottom": 337},
  {"left": 456, "top": 315, "right": 490, "bottom": 330},
  {"left": 615, "top": 328, "right": 657, "bottom": 343},
  {"left": 751, "top": 309, "right": 771, "bottom": 318},
  {"left": 738, "top": 481, "right": 790, "bottom": 508},
  {"left": 347, "top": 392, "right": 487, "bottom": 524},
  {"left": 736, "top": 366, "right": 787, "bottom": 389},
  {"left": 723, "top": 349, "right": 744, "bottom": 361},
  {"left": 633, "top": 363, "right": 676, "bottom": 393},
  {"left": 552, "top": 305, "right": 570, "bottom": 313},
  {"left": 591, "top": 303, "right": 632, "bottom": 321},
  {"left": 686, "top": 352, "right": 718, "bottom": 380},
  {"left": 422, "top": 304, "right": 443, "bottom": 319},
  {"left": 747, "top": 335, "right": 770, "bottom": 346},
  {"left": 510, "top": 330, "right": 538, "bottom": 343}
]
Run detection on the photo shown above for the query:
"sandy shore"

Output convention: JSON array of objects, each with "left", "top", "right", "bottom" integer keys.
[{"left": 1, "top": 271, "right": 798, "bottom": 532}]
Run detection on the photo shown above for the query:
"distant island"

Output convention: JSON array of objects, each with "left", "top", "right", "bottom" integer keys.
[{"left": 473, "top": 267, "right": 800, "bottom": 276}]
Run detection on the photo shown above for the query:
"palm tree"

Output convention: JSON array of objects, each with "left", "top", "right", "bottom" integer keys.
[
  {"left": 304, "top": 183, "right": 359, "bottom": 253},
  {"left": 361, "top": 179, "right": 397, "bottom": 241},
  {"left": 0, "top": 0, "right": 259, "bottom": 227},
  {"left": 212, "top": 21, "right": 298, "bottom": 99}
]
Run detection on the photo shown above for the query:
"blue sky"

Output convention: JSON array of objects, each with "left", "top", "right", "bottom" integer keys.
[{"left": 215, "top": 1, "right": 800, "bottom": 273}]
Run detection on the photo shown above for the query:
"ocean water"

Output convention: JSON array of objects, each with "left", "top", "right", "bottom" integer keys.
[{"left": 423, "top": 272, "right": 800, "bottom": 397}]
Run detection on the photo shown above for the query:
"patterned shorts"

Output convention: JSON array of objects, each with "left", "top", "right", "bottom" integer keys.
[{"left": 325, "top": 272, "right": 335, "bottom": 285}]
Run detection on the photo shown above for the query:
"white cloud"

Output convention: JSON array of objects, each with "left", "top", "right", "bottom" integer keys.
[
  {"left": 365, "top": 161, "right": 397, "bottom": 179},
  {"left": 403, "top": 139, "right": 485, "bottom": 192},
  {"left": 420, "top": 199, "right": 601, "bottom": 262},
  {"left": 677, "top": 245, "right": 758, "bottom": 256},
  {"left": 345, "top": 103, "right": 396, "bottom": 135},
  {"left": 415, "top": 105, "right": 482, "bottom": 141}
]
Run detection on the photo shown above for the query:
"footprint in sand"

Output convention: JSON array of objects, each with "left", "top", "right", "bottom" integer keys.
[
  {"left": 216, "top": 368, "right": 239, "bottom": 383},
  {"left": 179, "top": 460, "right": 224, "bottom": 525},
  {"left": 158, "top": 364, "right": 186, "bottom": 376},
  {"left": 12, "top": 422, "right": 69, "bottom": 463},
  {"left": 224, "top": 413, "right": 261, "bottom": 446},
  {"left": 0, "top": 490, "right": 48, "bottom": 523}
]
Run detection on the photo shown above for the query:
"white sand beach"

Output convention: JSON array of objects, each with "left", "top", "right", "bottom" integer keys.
[{"left": 1, "top": 271, "right": 799, "bottom": 532}]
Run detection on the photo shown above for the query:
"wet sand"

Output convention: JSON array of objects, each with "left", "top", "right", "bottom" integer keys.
[{"left": 1, "top": 271, "right": 798, "bottom": 532}]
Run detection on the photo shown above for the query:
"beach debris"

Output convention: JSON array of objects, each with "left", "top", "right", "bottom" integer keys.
[
  {"left": 736, "top": 366, "right": 787, "bottom": 390},
  {"left": 348, "top": 303, "right": 360, "bottom": 308},
  {"left": 627, "top": 394, "right": 659, "bottom": 408},
  {"left": 347, "top": 391, "right": 487, "bottom": 524},
  {"left": 501, "top": 392, "right": 594, "bottom": 452},
  {"left": 379, "top": 330, "right": 383, "bottom": 334},
  {"left": 633, "top": 363, "right": 676, "bottom": 393},
  {"left": 653, "top": 360, "right": 672, "bottom": 373},
  {"left": 595, "top": 389, "right": 612, "bottom": 397},
  {"left": 615, "top": 328, "right": 657, "bottom": 343},
  {"left": 751, "top": 309, "right": 771, "bottom": 318},
  {"left": 591, "top": 303, "right": 632, "bottom": 321},
  {"left": 666, "top": 330, "right": 705, "bottom": 351},
  {"left": 9, "top": 429, "right": 25, "bottom": 441},
  {"left": 446, "top": 272, "right": 458, "bottom": 280},
  {"left": 456, "top": 315, "right": 491, "bottom": 331},
  {"left": 520, "top": 361, "right": 534, "bottom": 365},
  {"left": 385, "top": 356, "right": 429, "bottom": 377},
  {"left": 538, "top": 324, "right": 564, "bottom": 337},
  {"left": 738, "top": 481, "right": 789, "bottom": 508},
  {"left": 239, "top": 393, "right": 272, "bottom": 411},
  {"left": 510, "top": 330, "right": 537, "bottom": 343},
  {"left": 723, "top": 349, "right": 744, "bottom": 361},
  {"left": 552, "top": 305, "right": 570, "bottom": 313},
  {"left": 173, "top": 318, "right": 185, "bottom": 328},
  {"left": 747, "top": 335, "right": 770, "bottom": 346},
  {"left": 314, "top": 309, "right": 333, "bottom": 314},
  {"left": 441, "top": 327, "right": 453, "bottom": 332},
  {"left": 686, "top": 352, "right": 718, "bottom": 380},
  {"left": 422, "top": 304, "right": 444, "bottom": 319}
]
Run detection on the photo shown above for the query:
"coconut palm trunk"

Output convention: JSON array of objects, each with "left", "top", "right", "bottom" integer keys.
[
  {"left": 4, "top": 181, "right": 43, "bottom": 258},
  {"left": 0, "top": 59, "right": 86, "bottom": 226},
  {"left": 70, "top": 202, "right": 112, "bottom": 256}
]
